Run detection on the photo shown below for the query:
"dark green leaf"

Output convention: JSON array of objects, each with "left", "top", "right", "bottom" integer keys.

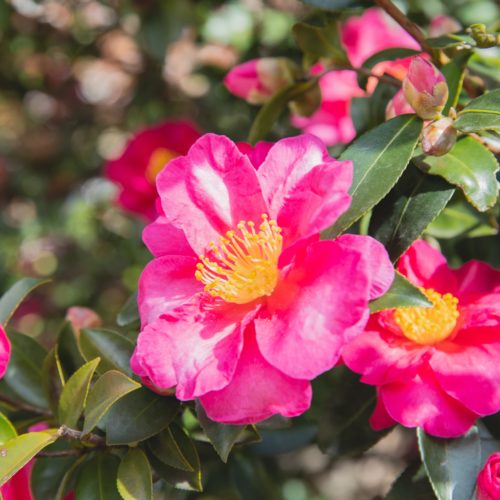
[
  {"left": 117, "top": 448, "right": 153, "bottom": 500},
  {"left": 79, "top": 328, "right": 135, "bottom": 376},
  {"left": 75, "top": 454, "right": 121, "bottom": 500},
  {"left": 418, "top": 426, "right": 481, "bottom": 500},
  {"left": 369, "top": 167, "right": 455, "bottom": 261},
  {"left": 369, "top": 272, "right": 432, "bottom": 313},
  {"left": 116, "top": 292, "right": 139, "bottom": 327},
  {"left": 3, "top": 331, "right": 49, "bottom": 409},
  {"left": 454, "top": 89, "right": 500, "bottom": 133},
  {"left": 58, "top": 358, "right": 100, "bottom": 429},
  {"left": 418, "top": 137, "right": 499, "bottom": 212},
  {"left": 441, "top": 53, "right": 471, "bottom": 114},
  {"left": 324, "top": 115, "right": 423, "bottom": 238},
  {"left": 105, "top": 387, "right": 179, "bottom": 445},
  {"left": 54, "top": 454, "right": 87, "bottom": 500},
  {"left": 148, "top": 425, "right": 194, "bottom": 471},
  {"left": 248, "top": 79, "right": 318, "bottom": 144},
  {"left": 41, "top": 348, "right": 65, "bottom": 415},
  {"left": 0, "top": 430, "right": 58, "bottom": 485},
  {"left": 195, "top": 400, "right": 247, "bottom": 462},
  {"left": 0, "top": 413, "right": 17, "bottom": 445},
  {"left": 148, "top": 451, "right": 202, "bottom": 492},
  {"left": 82, "top": 370, "right": 140, "bottom": 435},
  {"left": 425, "top": 33, "right": 475, "bottom": 49},
  {"left": 57, "top": 322, "right": 86, "bottom": 375},
  {"left": 385, "top": 462, "right": 434, "bottom": 500},
  {"left": 249, "top": 425, "right": 316, "bottom": 456},
  {"left": 299, "top": 0, "right": 369, "bottom": 9}
]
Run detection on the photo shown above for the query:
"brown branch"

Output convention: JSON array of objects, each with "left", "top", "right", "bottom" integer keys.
[
  {"left": 36, "top": 449, "right": 85, "bottom": 458},
  {"left": 57, "top": 425, "right": 105, "bottom": 446},
  {"left": 374, "top": 0, "right": 430, "bottom": 53},
  {"left": 0, "top": 394, "right": 52, "bottom": 418}
]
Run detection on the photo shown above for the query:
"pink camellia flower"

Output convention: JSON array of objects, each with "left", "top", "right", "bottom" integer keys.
[
  {"left": 224, "top": 58, "right": 297, "bottom": 105},
  {"left": 343, "top": 240, "right": 500, "bottom": 438},
  {"left": 403, "top": 57, "right": 448, "bottom": 120},
  {"left": 292, "top": 7, "right": 420, "bottom": 146},
  {"left": 477, "top": 453, "right": 500, "bottom": 500},
  {"left": 131, "top": 133, "right": 394, "bottom": 424},
  {"left": 0, "top": 324, "right": 10, "bottom": 379},
  {"left": 105, "top": 120, "right": 201, "bottom": 220}
]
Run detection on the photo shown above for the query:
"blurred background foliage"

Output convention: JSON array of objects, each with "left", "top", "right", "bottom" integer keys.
[{"left": 0, "top": 1, "right": 498, "bottom": 498}]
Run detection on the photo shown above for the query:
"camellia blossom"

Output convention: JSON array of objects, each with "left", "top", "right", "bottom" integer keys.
[
  {"left": 477, "top": 452, "right": 500, "bottom": 500},
  {"left": 342, "top": 240, "right": 500, "bottom": 438},
  {"left": 131, "top": 133, "right": 394, "bottom": 424},
  {"left": 105, "top": 120, "right": 201, "bottom": 220},
  {"left": 292, "top": 7, "right": 420, "bottom": 146}
]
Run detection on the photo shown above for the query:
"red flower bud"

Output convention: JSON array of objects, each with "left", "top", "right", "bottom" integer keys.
[{"left": 477, "top": 453, "right": 500, "bottom": 500}]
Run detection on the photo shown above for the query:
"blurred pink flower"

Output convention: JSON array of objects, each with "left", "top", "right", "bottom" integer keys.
[
  {"left": 385, "top": 88, "right": 414, "bottom": 119},
  {"left": 131, "top": 133, "right": 393, "bottom": 424},
  {"left": 105, "top": 120, "right": 201, "bottom": 220},
  {"left": 477, "top": 452, "right": 500, "bottom": 500},
  {"left": 0, "top": 324, "right": 10, "bottom": 379},
  {"left": 65, "top": 306, "right": 102, "bottom": 333},
  {"left": 429, "top": 15, "right": 462, "bottom": 38},
  {"left": 343, "top": 240, "right": 500, "bottom": 437}
]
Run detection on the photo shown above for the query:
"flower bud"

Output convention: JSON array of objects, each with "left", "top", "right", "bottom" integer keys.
[
  {"left": 421, "top": 117, "right": 457, "bottom": 156},
  {"left": 402, "top": 57, "right": 448, "bottom": 120},
  {"left": 66, "top": 306, "right": 102, "bottom": 333},
  {"left": 385, "top": 88, "right": 415, "bottom": 119},
  {"left": 224, "top": 58, "right": 298, "bottom": 105},
  {"left": 477, "top": 452, "right": 500, "bottom": 500}
]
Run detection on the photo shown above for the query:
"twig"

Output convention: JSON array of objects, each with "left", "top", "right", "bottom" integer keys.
[
  {"left": 374, "top": 0, "right": 430, "bottom": 53},
  {"left": 0, "top": 394, "right": 52, "bottom": 418},
  {"left": 36, "top": 449, "right": 85, "bottom": 458},
  {"left": 57, "top": 425, "right": 105, "bottom": 446}
]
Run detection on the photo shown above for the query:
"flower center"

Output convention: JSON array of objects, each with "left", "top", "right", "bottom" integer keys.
[
  {"left": 145, "top": 148, "right": 179, "bottom": 183},
  {"left": 394, "top": 287, "right": 459, "bottom": 345},
  {"left": 195, "top": 214, "right": 283, "bottom": 304}
]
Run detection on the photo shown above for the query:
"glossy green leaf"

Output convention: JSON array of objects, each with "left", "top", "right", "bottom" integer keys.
[
  {"left": 369, "top": 167, "right": 455, "bottom": 261},
  {"left": 79, "top": 328, "right": 135, "bottom": 376},
  {"left": 41, "top": 348, "right": 65, "bottom": 414},
  {"left": 418, "top": 426, "right": 481, "bottom": 500},
  {"left": 105, "top": 387, "right": 179, "bottom": 445},
  {"left": 58, "top": 357, "right": 100, "bottom": 429},
  {"left": 0, "top": 430, "right": 58, "bottom": 485},
  {"left": 75, "top": 454, "right": 121, "bottom": 500},
  {"left": 3, "top": 331, "right": 49, "bottom": 409},
  {"left": 324, "top": 114, "right": 423, "bottom": 238},
  {"left": 116, "top": 293, "right": 139, "bottom": 327},
  {"left": 0, "top": 278, "right": 49, "bottom": 327},
  {"left": 117, "top": 448, "right": 153, "bottom": 500},
  {"left": 248, "top": 79, "right": 318, "bottom": 144},
  {"left": 148, "top": 425, "right": 194, "bottom": 471},
  {"left": 454, "top": 89, "right": 500, "bottom": 133},
  {"left": 369, "top": 272, "right": 432, "bottom": 313},
  {"left": 57, "top": 322, "right": 86, "bottom": 374},
  {"left": 425, "top": 32, "right": 475, "bottom": 49},
  {"left": 54, "top": 454, "right": 87, "bottom": 500},
  {"left": 441, "top": 53, "right": 471, "bottom": 114},
  {"left": 82, "top": 370, "right": 140, "bottom": 435},
  {"left": 0, "top": 413, "right": 17, "bottom": 445},
  {"left": 419, "top": 137, "right": 499, "bottom": 212},
  {"left": 195, "top": 400, "right": 247, "bottom": 462}
]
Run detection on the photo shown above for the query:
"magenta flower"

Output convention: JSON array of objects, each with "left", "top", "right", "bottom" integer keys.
[
  {"left": 343, "top": 240, "right": 500, "bottom": 437},
  {"left": 105, "top": 120, "right": 201, "bottom": 221},
  {"left": 0, "top": 324, "right": 10, "bottom": 379},
  {"left": 131, "top": 133, "right": 394, "bottom": 424},
  {"left": 477, "top": 453, "right": 500, "bottom": 500},
  {"left": 385, "top": 88, "right": 415, "bottom": 119}
]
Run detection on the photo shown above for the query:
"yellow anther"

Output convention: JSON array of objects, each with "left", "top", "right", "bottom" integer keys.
[
  {"left": 394, "top": 287, "right": 459, "bottom": 345},
  {"left": 195, "top": 214, "right": 283, "bottom": 304},
  {"left": 145, "top": 148, "right": 179, "bottom": 183}
]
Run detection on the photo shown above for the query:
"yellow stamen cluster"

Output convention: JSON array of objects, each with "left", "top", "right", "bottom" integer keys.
[
  {"left": 146, "top": 148, "right": 179, "bottom": 183},
  {"left": 195, "top": 215, "right": 283, "bottom": 304},
  {"left": 394, "top": 287, "right": 459, "bottom": 345}
]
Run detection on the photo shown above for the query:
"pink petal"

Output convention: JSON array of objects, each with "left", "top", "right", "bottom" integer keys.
[
  {"left": 0, "top": 325, "right": 11, "bottom": 379},
  {"left": 157, "top": 134, "right": 267, "bottom": 254},
  {"left": 452, "top": 260, "right": 500, "bottom": 296},
  {"left": 458, "top": 295, "right": 500, "bottom": 329},
  {"left": 430, "top": 331, "right": 500, "bottom": 415},
  {"left": 381, "top": 365, "right": 477, "bottom": 437},
  {"left": 397, "top": 240, "right": 457, "bottom": 294},
  {"left": 236, "top": 141, "right": 273, "bottom": 169},
  {"left": 0, "top": 461, "right": 33, "bottom": 500},
  {"left": 369, "top": 393, "right": 397, "bottom": 431},
  {"left": 255, "top": 240, "right": 371, "bottom": 380},
  {"left": 142, "top": 215, "right": 195, "bottom": 258},
  {"left": 138, "top": 255, "right": 200, "bottom": 326},
  {"left": 199, "top": 327, "right": 312, "bottom": 424}
]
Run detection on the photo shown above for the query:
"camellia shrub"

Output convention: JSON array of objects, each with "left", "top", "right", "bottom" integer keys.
[{"left": 0, "top": 0, "right": 499, "bottom": 498}]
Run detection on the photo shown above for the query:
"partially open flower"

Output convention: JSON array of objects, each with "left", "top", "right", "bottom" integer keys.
[
  {"left": 421, "top": 117, "right": 457, "bottom": 156},
  {"left": 403, "top": 57, "right": 448, "bottom": 120},
  {"left": 477, "top": 453, "right": 500, "bottom": 500}
]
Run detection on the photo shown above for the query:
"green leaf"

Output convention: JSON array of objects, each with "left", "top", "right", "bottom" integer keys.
[
  {"left": 54, "top": 454, "right": 87, "bottom": 500},
  {"left": 75, "top": 454, "right": 121, "bottom": 500},
  {"left": 425, "top": 33, "right": 475, "bottom": 49},
  {"left": 3, "top": 331, "right": 49, "bottom": 409},
  {"left": 195, "top": 400, "right": 247, "bottom": 462},
  {"left": 148, "top": 425, "right": 194, "bottom": 471},
  {"left": 0, "top": 430, "right": 58, "bottom": 485},
  {"left": 418, "top": 426, "right": 481, "bottom": 500},
  {"left": 418, "top": 137, "right": 499, "bottom": 212},
  {"left": 385, "top": 462, "right": 434, "bottom": 500},
  {"left": 105, "top": 387, "right": 179, "bottom": 445},
  {"left": 292, "top": 21, "right": 347, "bottom": 65},
  {"left": 369, "top": 272, "right": 432, "bottom": 313},
  {"left": 454, "top": 89, "right": 500, "bottom": 133},
  {"left": 249, "top": 425, "right": 317, "bottom": 456},
  {"left": 299, "top": 0, "right": 368, "bottom": 9},
  {"left": 117, "top": 448, "right": 153, "bottom": 500},
  {"left": 0, "top": 413, "right": 17, "bottom": 445},
  {"left": 323, "top": 115, "right": 423, "bottom": 238},
  {"left": 248, "top": 79, "right": 318, "bottom": 144},
  {"left": 0, "top": 278, "right": 49, "bottom": 327},
  {"left": 116, "top": 293, "right": 139, "bottom": 327},
  {"left": 41, "top": 348, "right": 65, "bottom": 414},
  {"left": 57, "top": 322, "right": 86, "bottom": 375},
  {"left": 82, "top": 370, "right": 140, "bottom": 435},
  {"left": 79, "top": 328, "right": 135, "bottom": 376},
  {"left": 369, "top": 167, "right": 455, "bottom": 261},
  {"left": 441, "top": 53, "right": 471, "bottom": 114},
  {"left": 58, "top": 357, "right": 100, "bottom": 429}
]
